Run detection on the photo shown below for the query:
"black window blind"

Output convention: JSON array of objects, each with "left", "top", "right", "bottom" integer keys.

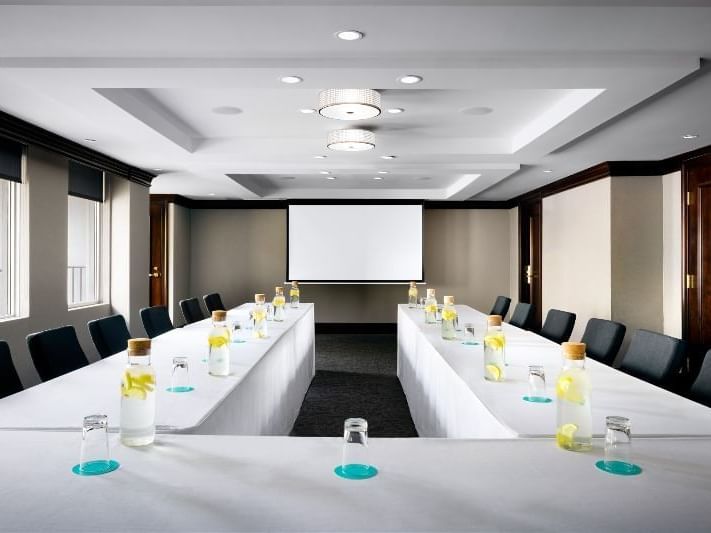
[{"left": 68, "top": 160, "right": 104, "bottom": 202}]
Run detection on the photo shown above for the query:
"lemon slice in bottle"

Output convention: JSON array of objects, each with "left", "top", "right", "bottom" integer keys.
[
  {"left": 485, "top": 363, "right": 502, "bottom": 381},
  {"left": 556, "top": 423, "right": 578, "bottom": 448}
]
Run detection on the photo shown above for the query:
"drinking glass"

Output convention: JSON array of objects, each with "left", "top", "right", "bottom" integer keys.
[
  {"left": 168, "top": 356, "right": 192, "bottom": 392},
  {"left": 418, "top": 297, "right": 426, "bottom": 309},
  {"left": 266, "top": 303, "right": 275, "bottom": 321},
  {"left": 338, "top": 418, "right": 377, "bottom": 479},
  {"left": 462, "top": 323, "right": 477, "bottom": 345},
  {"left": 527, "top": 365, "right": 547, "bottom": 401},
  {"left": 435, "top": 304, "right": 444, "bottom": 323},
  {"left": 232, "top": 320, "right": 246, "bottom": 343},
  {"left": 602, "top": 416, "right": 640, "bottom": 474},
  {"left": 77, "top": 414, "right": 112, "bottom": 475}
]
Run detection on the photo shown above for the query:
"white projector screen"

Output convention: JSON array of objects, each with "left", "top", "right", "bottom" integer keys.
[{"left": 288, "top": 204, "right": 423, "bottom": 282}]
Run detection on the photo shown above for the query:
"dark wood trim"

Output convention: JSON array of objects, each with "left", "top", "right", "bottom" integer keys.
[
  {"left": 149, "top": 194, "right": 195, "bottom": 209},
  {"left": 514, "top": 162, "right": 611, "bottom": 204},
  {"left": 424, "top": 200, "right": 514, "bottom": 209},
  {"left": 315, "top": 322, "right": 397, "bottom": 334},
  {"left": 0, "top": 110, "right": 154, "bottom": 187}
]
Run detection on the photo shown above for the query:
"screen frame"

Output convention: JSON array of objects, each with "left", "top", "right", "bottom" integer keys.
[{"left": 286, "top": 199, "right": 425, "bottom": 283}]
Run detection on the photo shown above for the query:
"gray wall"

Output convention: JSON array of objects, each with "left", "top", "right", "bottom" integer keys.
[
  {"left": 185, "top": 208, "right": 513, "bottom": 323},
  {"left": 0, "top": 146, "right": 150, "bottom": 387}
]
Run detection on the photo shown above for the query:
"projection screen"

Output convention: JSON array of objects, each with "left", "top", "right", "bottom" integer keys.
[{"left": 287, "top": 204, "right": 423, "bottom": 282}]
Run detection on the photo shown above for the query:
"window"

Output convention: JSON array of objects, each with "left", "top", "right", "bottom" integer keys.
[
  {"left": 0, "top": 138, "right": 23, "bottom": 320},
  {"left": 67, "top": 161, "right": 104, "bottom": 307}
]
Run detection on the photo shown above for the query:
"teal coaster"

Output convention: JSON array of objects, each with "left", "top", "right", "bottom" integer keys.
[
  {"left": 523, "top": 395, "right": 553, "bottom": 404},
  {"left": 461, "top": 341, "right": 480, "bottom": 346},
  {"left": 232, "top": 339, "right": 246, "bottom": 344},
  {"left": 72, "top": 460, "right": 120, "bottom": 476},
  {"left": 595, "top": 460, "right": 642, "bottom": 476},
  {"left": 334, "top": 464, "right": 378, "bottom": 480},
  {"left": 166, "top": 386, "right": 194, "bottom": 393}
]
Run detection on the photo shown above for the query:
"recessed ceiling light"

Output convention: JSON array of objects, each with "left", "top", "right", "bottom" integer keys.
[
  {"left": 381, "top": 155, "right": 397, "bottom": 160},
  {"left": 153, "top": 168, "right": 163, "bottom": 172},
  {"left": 300, "top": 108, "right": 316, "bottom": 114},
  {"left": 84, "top": 138, "right": 97, "bottom": 142},
  {"left": 212, "top": 106, "right": 242, "bottom": 115},
  {"left": 461, "top": 106, "right": 493, "bottom": 116},
  {"left": 208, "top": 193, "right": 216, "bottom": 196},
  {"left": 336, "top": 30, "right": 364, "bottom": 41},
  {"left": 387, "top": 108, "right": 405, "bottom": 114},
  {"left": 682, "top": 133, "right": 699, "bottom": 140},
  {"left": 280, "top": 75, "right": 303, "bottom": 84},
  {"left": 398, "top": 75, "right": 422, "bottom": 85},
  {"left": 319, "top": 171, "right": 330, "bottom": 175},
  {"left": 543, "top": 169, "right": 553, "bottom": 173},
  {"left": 327, "top": 176, "right": 337, "bottom": 180},
  {"left": 373, "top": 176, "right": 384, "bottom": 180},
  {"left": 313, "top": 155, "right": 327, "bottom": 159},
  {"left": 378, "top": 170, "right": 388, "bottom": 174}
]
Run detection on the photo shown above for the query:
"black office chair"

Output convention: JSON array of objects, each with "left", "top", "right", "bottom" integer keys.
[
  {"left": 689, "top": 350, "right": 711, "bottom": 408},
  {"left": 619, "top": 329, "right": 685, "bottom": 387},
  {"left": 509, "top": 303, "right": 535, "bottom": 330},
  {"left": 26, "top": 326, "right": 89, "bottom": 382},
  {"left": 140, "top": 306, "right": 175, "bottom": 338},
  {"left": 88, "top": 314, "right": 131, "bottom": 359},
  {"left": 539, "top": 309, "right": 576, "bottom": 344},
  {"left": 0, "top": 340, "right": 23, "bottom": 398},
  {"left": 203, "top": 293, "right": 226, "bottom": 314},
  {"left": 180, "top": 297, "right": 206, "bottom": 325},
  {"left": 581, "top": 318, "right": 626, "bottom": 366},
  {"left": 489, "top": 296, "right": 511, "bottom": 320}
]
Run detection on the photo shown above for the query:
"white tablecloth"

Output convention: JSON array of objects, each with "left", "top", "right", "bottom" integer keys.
[
  {"left": 0, "top": 304, "right": 315, "bottom": 435},
  {"left": 1, "top": 432, "right": 709, "bottom": 532},
  {"left": 398, "top": 304, "right": 711, "bottom": 438}
]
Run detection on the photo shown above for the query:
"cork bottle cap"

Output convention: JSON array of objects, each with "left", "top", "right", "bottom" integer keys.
[
  {"left": 427, "top": 288, "right": 436, "bottom": 297},
  {"left": 443, "top": 295, "right": 455, "bottom": 305},
  {"left": 275, "top": 286, "right": 284, "bottom": 295},
  {"left": 127, "top": 338, "right": 151, "bottom": 355},
  {"left": 255, "top": 293, "right": 266, "bottom": 304},
  {"left": 212, "top": 310, "right": 227, "bottom": 322},
  {"left": 291, "top": 281, "right": 299, "bottom": 287},
  {"left": 487, "top": 315, "right": 503, "bottom": 327},
  {"left": 410, "top": 281, "right": 417, "bottom": 288},
  {"left": 562, "top": 342, "right": 586, "bottom": 360}
]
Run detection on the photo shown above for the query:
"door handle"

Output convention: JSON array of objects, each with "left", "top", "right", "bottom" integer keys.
[{"left": 149, "top": 266, "right": 161, "bottom": 278}]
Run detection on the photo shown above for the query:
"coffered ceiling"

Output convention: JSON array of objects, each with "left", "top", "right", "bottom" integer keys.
[{"left": 0, "top": 1, "right": 709, "bottom": 200}]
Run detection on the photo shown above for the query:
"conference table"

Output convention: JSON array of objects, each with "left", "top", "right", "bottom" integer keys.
[
  {"left": 0, "top": 303, "right": 315, "bottom": 435},
  {"left": 397, "top": 304, "right": 711, "bottom": 439},
  {"left": 1, "top": 432, "right": 710, "bottom": 532}
]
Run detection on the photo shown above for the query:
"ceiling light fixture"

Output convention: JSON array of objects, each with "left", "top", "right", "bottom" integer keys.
[
  {"left": 381, "top": 155, "right": 397, "bottom": 160},
  {"left": 378, "top": 170, "right": 388, "bottom": 174},
  {"left": 327, "top": 129, "right": 375, "bottom": 151},
  {"left": 153, "top": 168, "right": 163, "bottom": 172},
  {"left": 319, "top": 89, "right": 381, "bottom": 120},
  {"left": 373, "top": 176, "right": 383, "bottom": 180},
  {"left": 319, "top": 171, "right": 330, "bottom": 175},
  {"left": 84, "top": 138, "right": 97, "bottom": 142},
  {"left": 327, "top": 176, "right": 337, "bottom": 180},
  {"left": 208, "top": 193, "right": 216, "bottom": 196},
  {"left": 300, "top": 108, "right": 316, "bottom": 114},
  {"left": 387, "top": 108, "right": 405, "bottom": 114},
  {"left": 313, "top": 155, "right": 327, "bottom": 159},
  {"left": 280, "top": 75, "right": 303, "bottom": 84},
  {"left": 543, "top": 169, "right": 553, "bottom": 173},
  {"left": 336, "top": 30, "right": 364, "bottom": 41},
  {"left": 398, "top": 75, "right": 422, "bottom": 85},
  {"left": 682, "top": 133, "right": 699, "bottom": 140}
]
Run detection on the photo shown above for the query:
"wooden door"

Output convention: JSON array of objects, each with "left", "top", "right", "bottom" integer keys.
[
  {"left": 684, "top": 154, "right": 711, "bottom": 371},
  {"left": 519, "top": 198, "right": 543, "bottom": 330},
  {"left": 149, "top": 197, "right": 168, "bottom": 307}
]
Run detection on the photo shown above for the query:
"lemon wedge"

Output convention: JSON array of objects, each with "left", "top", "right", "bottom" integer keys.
[
  {"left": 556, "top": 423, "right": 578, "bottom": 449},
  {"left": 484, "top": 335, "right": 504, "bottom": 351},
  {"left": 121, "top": 371, "right": 153, "bottom": 400},
  {"left": 442, "top": 309, "right": 457, "bottom": 321},
  {"left": 208, "top": 336, "right": 229, "bottom": 348},
  {"left": 556, "top": 375, "right": 584, "bottom": 404},
  {"left": 485, "top": 363, "right": 502, "bottom": 381}
]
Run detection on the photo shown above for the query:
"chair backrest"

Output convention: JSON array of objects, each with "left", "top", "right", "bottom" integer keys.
[
  {"left": 88, "top": 314, "right": 131, "bottom": 359},
  {"left": 689, "top": 350, "right": 711, "bottom": 407},
  {"left": 0, "top": 340, "right": 23, "bottom": 398},
  {"left": 540, "top": 309, "right": 577, "bottom": 344},
  {"left": 140, "top": 306, "right": 174, "bottom": 338},
  {"left": 26, "top": 326, "right": 89, "bottom": 382},
  {"left": 203, "top": 293, "right": 226, "bottom": 314},
  {"left": 619, "top": 329, "right": 685, "bottom": 387},
  {"left": 581, "top": 318, "right": 626, "bottom": 366},
  {"left": 509, "top": 303, "right": 534, "bottom": 330},
  {"left": 489, "top": 296, "right": 511, "bottom": 320},
  {"left": 180, "top": 297, "right": 206, "bottom": 325}
]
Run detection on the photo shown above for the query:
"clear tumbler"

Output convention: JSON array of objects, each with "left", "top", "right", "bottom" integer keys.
[{"left": 339, "top": 418, "right": 376, "bottom": 479}]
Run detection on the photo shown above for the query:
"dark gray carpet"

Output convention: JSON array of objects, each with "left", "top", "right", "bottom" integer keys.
[{"left": 291, "top": 334, "right": 418, "bottom": 437}]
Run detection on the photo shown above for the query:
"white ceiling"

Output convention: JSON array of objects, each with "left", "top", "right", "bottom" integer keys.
[{"left": 0, "top": 1, "right": 709, "bottom": 200}]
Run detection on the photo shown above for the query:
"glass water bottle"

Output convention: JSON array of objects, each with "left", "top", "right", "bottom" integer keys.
[
  {"left": 208, "top": 310, "right": 231, "bottom": 376},
  {"left": 253, "top": 293, "right": 269, "bottom": 339},
  {"left": 441, "top": 295, "right": 458, "bottom": 340},
  {"left": 484, "top": 315, "right": 506, "bottom": 382},
  {"left": 289, "top": 281, "right": 300, "bottom": 308},
  {"left": 408, "top": 281, "right": 418, "bottom": 308},
  {"left": 424, "top": 288, "right": 437, "bottom": 324},
  {"left": 120, "top": 338, "right": 156, "bottom": 446},
  {"left": 556, "top": 342, "right": 592, "bottom": 452},
  {"left": 273, "top": 286, "right": 286, "bottom": 322}
]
